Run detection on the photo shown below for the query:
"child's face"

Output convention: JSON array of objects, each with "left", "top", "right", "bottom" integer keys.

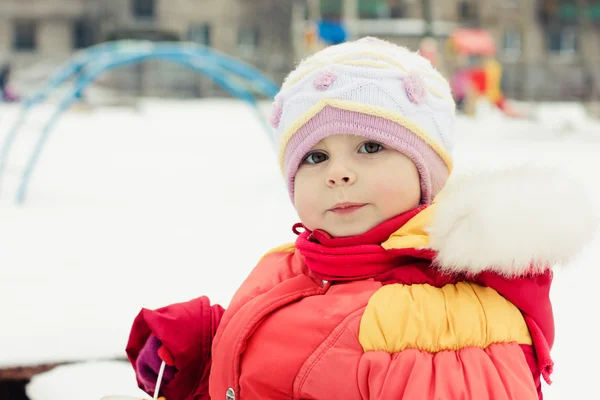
[{"left": 294, "top": 134, "right": 421, "bottom": 237}]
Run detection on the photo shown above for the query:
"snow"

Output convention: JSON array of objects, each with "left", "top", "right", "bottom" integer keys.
[
  {"left": 26, "top": 361, "right": 146, "bottom": 400},
  {"left": 0, "top": 99, "right": 598, "bottom": 399}
]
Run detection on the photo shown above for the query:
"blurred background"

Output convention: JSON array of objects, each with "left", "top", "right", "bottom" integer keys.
[
  {"left": 0, "top": 1, "right": 599, "bottom": 400},
  {"left": 0, "top": 0, "right": 599, "bottom": 107}
]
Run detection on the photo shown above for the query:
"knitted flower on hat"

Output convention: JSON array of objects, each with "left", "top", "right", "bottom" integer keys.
[{"left": 272, "top": 37, "right": 456, "bottom": 204}]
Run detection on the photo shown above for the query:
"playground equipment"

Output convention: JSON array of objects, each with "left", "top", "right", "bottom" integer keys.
[
  {"left": 0, "top": 40, "right": 280, "bottom": 204},
  {"left": 445, "top": 28, "right": 525, "bottom": 118},
  {"left": 446, "top": 28, "right": 497, "bottom": 112},
  {"left": 447, "top": 28, "right": 496, "bottom": 58}
]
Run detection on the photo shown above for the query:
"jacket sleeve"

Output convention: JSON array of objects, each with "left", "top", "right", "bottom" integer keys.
[
  {"left": 126, "top": 296, "right": 225, "bottom": 400},
  {"left": 475, "top": 270, "right": 554, "bottom": 399}
]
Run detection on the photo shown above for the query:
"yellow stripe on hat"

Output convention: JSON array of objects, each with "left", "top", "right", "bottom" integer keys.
[
  {"left": 286, "top": 61, "right": 447, "bottom": 99},
  {"left": 293, "top": 53, "right": 408, "bottom": 87},
  {"left": 335, "top": 61, "right": 448, "bottom": 99},
  {"left": 287, "top": 51, "right": 450, "bottom": 89},
  {"left": 333, "top": 51, "right": 409, "bottom": 71},
  {"left": 278, "top": 99, "right": 453, "bottom": 174}
]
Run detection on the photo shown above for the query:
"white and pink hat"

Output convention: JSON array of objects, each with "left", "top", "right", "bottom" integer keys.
[{"left": 270, "top": 37, "right": 456, "bottom": 204}]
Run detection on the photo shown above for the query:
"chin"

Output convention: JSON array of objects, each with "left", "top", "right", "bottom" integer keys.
[{"left": 327, "top": 221, "right": 378, "bottom": 238}]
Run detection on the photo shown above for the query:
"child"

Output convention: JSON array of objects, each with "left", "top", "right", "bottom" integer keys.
[{"left": 126, "top": 38, "right": 596, "bottom": 400}]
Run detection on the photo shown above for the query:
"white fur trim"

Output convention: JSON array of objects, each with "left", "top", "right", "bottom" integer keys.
[{"left": 427, "top": 167, "right": 599, "bottom": 277}]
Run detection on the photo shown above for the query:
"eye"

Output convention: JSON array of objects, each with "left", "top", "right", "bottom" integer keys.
[
  {"left": 359, "top": 142, "right": 384, "bottom": 154},
  {"left": 303, "top": 151, "right": 329, "bottom": 164}
]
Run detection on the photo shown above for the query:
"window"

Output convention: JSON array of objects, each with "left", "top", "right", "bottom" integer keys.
[
  {"left": 132, "top": 0, "right": 155, "bottom": 19},
  {"left": 458, "top": 0, "right": 478, "bottom": 24},
  {"left": 320, "top": 0, "right": 343, "bottom": 19},
  {"left": 13, "top": 21, "right": 37, "bottom": 51},
  {"left": 359, "top": 0, "right": 389, "bottom": 19},
  {"left": 589, "top": 3, "right": 600, "bottom": 25},
  {"left": 105, "top": 29, "right": 179, "bottom": 42},
  {"left": 73, "top": 20, "right": 95, "bottom": 49},
  {"left": 538, "top": 0, "right": 580, "bottom": 25},
  {"left": 188, "top": 24, "right": 211, "bottom": 46},
  {"left": 503, "top": 28, "right": 522, "bottom": 59},
  {"left": 238, "top": 26, "right": 260, "bottom": 55},
  {"left": 547, "top": 29, "right": 578, "bottom": 56},
  {"left": 389, "top": 0, "right": 406, "bottom": 18},
  {"left": 358, "top": 0, "right": 405, "bottom": 19}
]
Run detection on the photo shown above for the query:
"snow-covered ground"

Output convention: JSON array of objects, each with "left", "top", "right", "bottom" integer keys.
[
  {"left": 0, "top": 99, "right": 599, "bottom": 399},
  {"left": 26, "top": 361, "right": 146, "bottom": 400}
]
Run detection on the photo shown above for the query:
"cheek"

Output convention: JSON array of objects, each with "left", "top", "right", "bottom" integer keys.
[
  {"left": 294, "top": 177, "right": 321, "bottom": 229},
  {"left": 372, "top": 180, "right": 405, "bottom": 207},
  {"left": 295, "top": 190, "right": 317, "bottom": 215},
  {"left": 370, "top": 172, "right": 421, "bottom": 210}
]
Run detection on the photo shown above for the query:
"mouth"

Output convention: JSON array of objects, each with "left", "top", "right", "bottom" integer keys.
[{"left": 328, "top": 202, "right": 367, "bottom": 215}]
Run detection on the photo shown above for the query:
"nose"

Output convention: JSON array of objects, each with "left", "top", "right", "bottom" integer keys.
[{"left": 326, "top": 159, "right": 357, "bottom": 188}]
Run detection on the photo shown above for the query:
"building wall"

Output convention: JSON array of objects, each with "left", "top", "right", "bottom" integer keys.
[
  {"left": 0, "top": 0, "right": 86, "bottom": 19},
  {"left": 345, "top": 0, "right": 598, "bottom": 101},
  {"left": 0, "top": 0, "right": 597, "bottom": 101},
  {"left": 38, "top": 20, "right": 74, "bottom": 55},
  {"left": 159, "top": 0, "right": 238, "bottom": 49},
  {"left": 478, "top": 0, "right": 599, "bottom": 100},
  {"left": 0, "top": 0, "right": 89, "bottom": 73},
  {"left": 0, "top": 19, "right": 11, "bottom": 53},
  {"left": 233, "top": 0, "right": 295, "bottom": 84},
  {"left": 97, "top": 0, "right": 239, "bottom": 51},
  {"left": 152, "top": 0, "right": 241, "bottom": 97},
  {"left": 430, "top": 0, "right": 457, "bottom": 22},
  {"left": 0, "top": 0, "right": 252, "bottom": 97}
]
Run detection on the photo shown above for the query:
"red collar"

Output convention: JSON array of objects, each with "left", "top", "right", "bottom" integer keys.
[{"left": 294, "top": 206, "right": 435, "bottom": 282}]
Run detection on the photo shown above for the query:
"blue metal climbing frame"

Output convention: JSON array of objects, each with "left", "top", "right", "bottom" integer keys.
[{"left": 0, "top": 40, "right": 280, "bottom": 204}]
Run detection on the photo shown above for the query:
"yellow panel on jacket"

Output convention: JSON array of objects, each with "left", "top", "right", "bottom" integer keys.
[{"left": 359, "top": 282, "right": 532, "bottom": 354}]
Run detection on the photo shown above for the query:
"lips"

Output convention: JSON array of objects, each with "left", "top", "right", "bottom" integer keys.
[{"left": 328, "top": 202, "right": 367, "bottom": 214}]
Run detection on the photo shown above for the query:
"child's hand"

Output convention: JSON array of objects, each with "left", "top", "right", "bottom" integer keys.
[
  {"left": 136, "top": 335, "right": 177, "bottom": 394},
  {"left": 127, "top": 296, "right": 226, "bottom": 398}
]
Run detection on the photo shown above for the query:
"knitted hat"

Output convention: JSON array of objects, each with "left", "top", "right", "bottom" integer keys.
[{"left": 270, "top": 37, "right": 455, "bottom": 204}]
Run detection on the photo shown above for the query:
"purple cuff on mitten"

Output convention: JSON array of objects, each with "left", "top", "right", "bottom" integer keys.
[{"left": 136, "top": 335, "right": 177, "bottom": 392}]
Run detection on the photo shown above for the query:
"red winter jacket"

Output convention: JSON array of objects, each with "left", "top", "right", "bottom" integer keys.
[{"left": 126, "top": 207, "right": 555, "bottom": 400}]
